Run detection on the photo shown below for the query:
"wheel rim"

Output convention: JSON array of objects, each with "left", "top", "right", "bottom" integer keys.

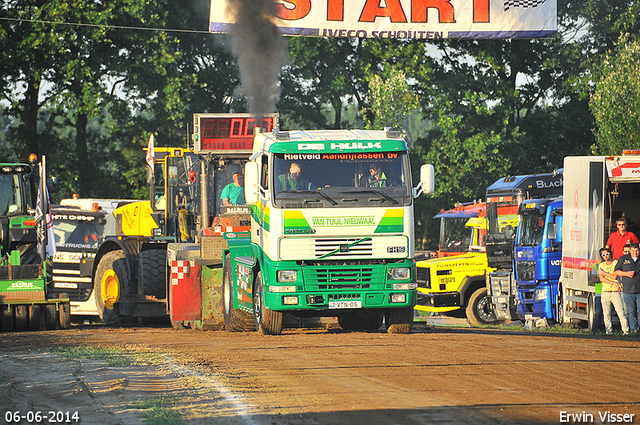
[
  {"left": 476, "top": 295, "right": 492, "bottom": 322},
  {"left": 101, "top": 269, "right": 120, "bottom": 310}
]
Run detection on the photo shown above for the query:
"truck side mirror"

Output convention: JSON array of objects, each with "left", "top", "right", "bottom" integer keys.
[
  {"left": 244, "top": 162, "right": 259, "bottom": 205},
  {"left": 546, "top": 223, "right": 557, "bottom": 240},
  {"left": 414, "top": 164, "right": 435, "bottom": 197}
]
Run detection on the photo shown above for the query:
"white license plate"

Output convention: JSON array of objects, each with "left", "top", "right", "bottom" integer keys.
[
  {"left": 55, "top": 282, "right": 78, "bottom": 289},
  {"left": 328, "top": 300, "right": 362, "bottom": 309}
]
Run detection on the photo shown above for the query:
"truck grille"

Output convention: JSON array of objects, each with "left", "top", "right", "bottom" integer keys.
[
  {"left": 315, "top": 238, "right": 373, "bottom": 257},
  {"left": 303, "top": 265, "right": 386, "bottom": 290},
  {"left": 416, "top": 266, "right": 431, "bottom": 288}
]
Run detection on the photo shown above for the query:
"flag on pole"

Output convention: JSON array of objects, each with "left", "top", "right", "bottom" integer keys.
[
  {"left": 35, "top": 155, "right": 56, "bottom": 261},
  {"left": 146, "top": 134, "right": 155, "bottom": 168}
]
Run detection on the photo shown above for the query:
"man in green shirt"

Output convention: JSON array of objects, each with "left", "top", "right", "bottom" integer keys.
[{"left": 221, "top": 173, "right": 245, "bottom": 205}]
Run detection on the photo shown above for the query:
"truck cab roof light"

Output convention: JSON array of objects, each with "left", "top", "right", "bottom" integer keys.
[{"left": 274, "top": 131, "right": 290, "bottom": 140}]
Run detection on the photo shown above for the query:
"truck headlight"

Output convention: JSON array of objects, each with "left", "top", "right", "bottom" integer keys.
[
  {"left": 277, "top": 270, "right": 297, "bottom": 282},
  {"left": 283, "top": 296, "right": 299, "bottom": 305},
  {"left": 535, "top": 287, "right": 548, "bottom": 301},
  {"left": 389, "top": 267, "right": 410, "bottom": 280}
]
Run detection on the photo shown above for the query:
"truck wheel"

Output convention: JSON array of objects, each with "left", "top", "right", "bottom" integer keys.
[
  {"left": 14, "top": 305, "right": 28, "bottom": 331},
  {"left": 1, "top": 305, "right": 14, "bottom": 331},
  {"left": 254, "top": 271, "right": 283, "bottom": 335},
  {"left": 140, "top": 250, "right": 167, "bottom": 299},
  {"left": 222, "top": 256, "right": 255, "bottom": 332},
  {"left": 58, "top": 297, "right": 71, "bottom": 330},
  {"left": 28, "top": 305, "right": 42, "bottom": 331},
  {"left": 466, "top": 287, "right": 497, "bottom": 327},
  {"left": 385, "top": 307, "right": 414, "bottom": 334},
  {"left": 45, "top": 304, "right": 58, "bottom": 330},
  {"left": 94, "top": 251, "right": 130, "bottom": 324},
  {"left": 338, "top": 311, "right": 384, "bottom": 331}
]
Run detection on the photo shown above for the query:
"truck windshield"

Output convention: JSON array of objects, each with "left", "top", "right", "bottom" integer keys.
[
  {"left": 0, "top": 173, "right": 24, "bottom": 217},
  {"left": 272, "top": 152, "right": 411, "bottom": 208},
  {"left": 53, "top": 217, "right": 105, "bottom": 249},
  {"left": 439, "top": 218, "right": 472, "bottom": 254},
  {"left": 486, "top": 201, "right": 519, "bottom": 241},
  {"left": 517, "top": 211, "right": 545, "bottom": 247}
]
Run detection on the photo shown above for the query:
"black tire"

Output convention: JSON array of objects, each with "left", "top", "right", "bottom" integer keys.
[
  {"left": 59, "top": 300, "right": 71, "bottom": 330},
  {"left": 45, "top": 304, "right": 58, "bottom": 330},
  {"left": 94, "top": 251, "right": 130, "bottom": 324},
  {"left": 28, "top": 305, "right": 42, "bottom": 331},
  {"left": 1, "top": 305, "right": 14, "bottom": 332},
  {"left": 338, "top": 311, "right": 384, "bottom": 331},
  {"left": 466, "top": 287, "right": 497, "bottom": 327},
  {"left": 140, "top": 250, "right": 167, "bottom": 299},
  {"left": 385, "top": 307, "right": 414, "bottom": 334},
  {"left": 556, "top": 285, "right": 565, "bottom": 325},
  {"left": 254, "top": 271, "right": 283, "bottom": 335},
  {"left": 14, "top": 305, "right": 28, "bottom": 331},
  {"left": 222, "top": 256, "right": 255, "bottom": 332}
]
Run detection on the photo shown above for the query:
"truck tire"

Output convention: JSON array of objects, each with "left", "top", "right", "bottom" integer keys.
[
  {"left": 14, "top": 305, "right": 28, "bottom": 331},
  {"left": 466, "top": 287, "right": 497, "bottom": 327},
  {"left": 1, "top": 305, "right": 14, "bottom": 331},
  {"left": 338, "top": 311, "right": 384, "bottom": 331},
  {"left": 28, "top": 305, "right": 42, "bottom": 331},
  {"left": 222, "top": 256, "right": 255, "bottom": 332},
  {"left": 140, "top": 250, "right": 167, "bottom": 299},
  {"left": 94, "top": 251, "right": 130, "bottom": 324},
  {"left": 385, "top": 307, "right": 413, "bottom": 334},
  {"left": 45, "top": 304, "right": 58, "bottom": 330},
  {"left": 254, "top": 271, "right": 283, "bottom": 335},
  {"left": 59, "top": 297, "right": 71, "bottom": 330}
]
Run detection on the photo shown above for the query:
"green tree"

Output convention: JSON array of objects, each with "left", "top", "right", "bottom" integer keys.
[
  {"left": 361, "top": 69, "right": 418, "bottom": 131},
  {"left": 590, "top": 36, "right": 640, "bottom": 154}
]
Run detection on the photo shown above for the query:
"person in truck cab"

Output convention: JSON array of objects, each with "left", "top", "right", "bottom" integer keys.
[
  {"left": 221, "top": 173, "right": 245, "bottom": 206},
  {"left": 366, "top": 164, "right": 387, "bottom": 187},
  {"left": 614, "top": 242, "right": 640, "bottom": 332},
  {"left": 276, "top": 163, "right": 314, "bottom": 192},
  {"left": 606, "top": 217, "right": 639, "bottom": 259}
]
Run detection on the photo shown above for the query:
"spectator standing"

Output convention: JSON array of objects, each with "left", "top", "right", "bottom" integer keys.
[
  {"left": 606, "top": 217, "right": 639, "bottom": 259},
  {"left": 614, "top": 242, "right": 640, "bottom": 332},
  {"left": 597, "top": 247, "right": 630, "bottom": 334}
]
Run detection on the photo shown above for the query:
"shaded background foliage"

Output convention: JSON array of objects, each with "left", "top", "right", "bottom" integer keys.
[{"left": 1, "top": 0, "right": 639, "bottom": 248}]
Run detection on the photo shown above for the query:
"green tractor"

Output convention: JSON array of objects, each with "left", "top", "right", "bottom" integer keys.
[{"left": 0, "top": 155, "right": 70, "bottom": 331}]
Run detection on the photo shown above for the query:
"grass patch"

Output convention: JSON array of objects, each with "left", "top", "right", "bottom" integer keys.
[
  {"left": 54, "top": 345, "right": 159, "bottom": 367},
  {"left": 129, "top": 397, "right": 183, "bottom": 425}
]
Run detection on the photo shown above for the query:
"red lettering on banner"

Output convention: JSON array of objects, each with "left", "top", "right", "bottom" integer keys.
[
  {"left": 273, "top": 0, "right": 311, "bottom": 20},
  {"left": 412, "top": 0, "right": 454, "bottom": 23},
  {"left": 360, "top": 0, "right": 408, "bottom": 23},
  {"left": 327, "top": 0, "right": 343, "bottom": 20},
  {"left": 473, "top": 0, "right": 489, "bottom": 22},
  {"left": 570, "top": 230, "right": 582, "bottom": 241}
]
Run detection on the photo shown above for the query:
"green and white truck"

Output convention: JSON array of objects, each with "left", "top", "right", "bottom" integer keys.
[{"left": 223, "top": 129, "right": 434, "bottom": 334}]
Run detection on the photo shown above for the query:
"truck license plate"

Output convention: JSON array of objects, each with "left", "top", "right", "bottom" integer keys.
[{"left": 328, "top": 300, "right": 362, "bottom": 309}]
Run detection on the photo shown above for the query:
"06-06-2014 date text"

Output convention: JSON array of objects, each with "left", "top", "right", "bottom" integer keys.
[{"left": 4, "top": 411, "right": 79, "bottom": 424}]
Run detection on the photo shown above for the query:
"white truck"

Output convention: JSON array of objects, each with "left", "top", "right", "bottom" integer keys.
[{"left": 560, "top": 151, "right": 640, "bottom": 330}]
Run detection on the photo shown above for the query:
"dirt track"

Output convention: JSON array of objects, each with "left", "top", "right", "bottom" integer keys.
[{"left": 1, "top": 322, "right": 640, "bottom": 425}]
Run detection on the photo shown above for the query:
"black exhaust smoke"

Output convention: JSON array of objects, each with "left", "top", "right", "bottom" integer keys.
[{"left": 226, "top": 0, "right": 288, "bottom": 117}]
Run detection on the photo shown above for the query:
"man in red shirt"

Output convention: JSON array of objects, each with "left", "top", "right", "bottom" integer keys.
[{"left": 606, "top": 217, "right": 639, "bottom": 259}]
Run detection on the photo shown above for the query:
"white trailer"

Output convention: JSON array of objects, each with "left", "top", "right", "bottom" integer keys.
[{"left": 561, "top": 152, "right": 640, "bottom": 330}]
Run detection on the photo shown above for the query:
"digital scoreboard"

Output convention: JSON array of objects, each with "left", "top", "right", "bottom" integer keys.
[{"left": 193, "top": 113, "right": 279, "bottom": 154}]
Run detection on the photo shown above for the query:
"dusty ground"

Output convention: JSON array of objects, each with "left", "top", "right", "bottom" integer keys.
[{"left": 1, "top": 321, "right": 640, "bottom": 425}]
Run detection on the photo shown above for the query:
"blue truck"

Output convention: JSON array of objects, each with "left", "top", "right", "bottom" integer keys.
[{"left": 513, "top": 198, "right": 562, "bottom": 322}]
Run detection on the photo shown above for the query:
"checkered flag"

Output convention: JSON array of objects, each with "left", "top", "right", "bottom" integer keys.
[{"left": 504, "top": 0, "right": 547, "bottom": 11}]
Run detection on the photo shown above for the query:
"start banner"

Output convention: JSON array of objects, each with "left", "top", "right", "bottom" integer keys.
[{"left": 209, "top": 0, "right": 557, "bottom": 39}]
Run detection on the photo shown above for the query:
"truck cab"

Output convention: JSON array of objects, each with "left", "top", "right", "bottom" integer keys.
[{"left": 514, "top": 198, "right": 562, "bottom": 322}]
